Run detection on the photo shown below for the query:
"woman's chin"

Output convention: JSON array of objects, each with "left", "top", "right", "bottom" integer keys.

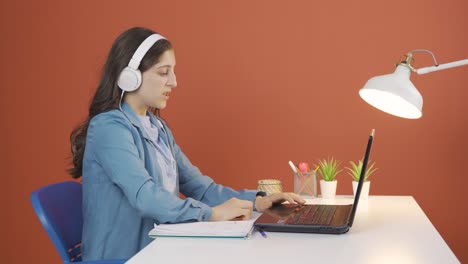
[{"left": 154, "top": 102, "right": 167, "bottom": 110}]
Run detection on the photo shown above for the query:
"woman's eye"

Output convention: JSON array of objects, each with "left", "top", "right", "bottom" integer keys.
[{"left": 159, "top": 72, "right": 169, "bottom": 76}]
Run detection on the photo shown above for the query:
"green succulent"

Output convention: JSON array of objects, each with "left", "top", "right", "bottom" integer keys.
[
  {"left": 346, "top": 160, "right": 377, "bottom": 182},
  {"left": 317, "top": 157, "right": 342, "bottom": 182}
]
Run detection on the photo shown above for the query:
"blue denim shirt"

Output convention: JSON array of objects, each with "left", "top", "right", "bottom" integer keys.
[{"left": 81, "top": 102, "right": 257, "bottom": 261}]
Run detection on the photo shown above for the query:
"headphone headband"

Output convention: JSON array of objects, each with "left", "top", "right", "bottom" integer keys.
[
  {"left": 118, "top": 33, "right": 167, "bottom": 93},
  {"left": 128, "top": 34, "right": 166, "bottom": 70}
]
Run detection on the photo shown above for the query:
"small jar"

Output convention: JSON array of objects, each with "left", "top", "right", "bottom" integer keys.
[{"left": 257, "top": 179, "right": 283, "bottom": 195}]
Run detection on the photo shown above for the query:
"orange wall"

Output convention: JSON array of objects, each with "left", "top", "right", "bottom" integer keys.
[{"left": 1, "top": 0, "right": 467, "bottom": 262}]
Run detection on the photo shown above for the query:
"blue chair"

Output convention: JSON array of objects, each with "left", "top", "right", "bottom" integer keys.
[{"left": 30, "top": 181, "right": 126, "bottom": 264}]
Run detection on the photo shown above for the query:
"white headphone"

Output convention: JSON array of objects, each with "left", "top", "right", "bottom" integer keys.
[{"left": 117, "top": 34, "right": 166, "bottom": 92}]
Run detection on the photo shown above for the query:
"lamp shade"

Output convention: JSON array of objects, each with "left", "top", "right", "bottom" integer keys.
[{"left": 359, "top": 65, "right": 423, "bottom": 119}]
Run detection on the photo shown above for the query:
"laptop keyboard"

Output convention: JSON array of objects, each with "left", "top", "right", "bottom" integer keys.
[{"left": 286, "top": 205, "right": 337, "bottom": 225}]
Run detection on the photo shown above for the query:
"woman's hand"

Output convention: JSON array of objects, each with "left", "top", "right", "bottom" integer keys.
[
  {"left": 254, "top": 192, "right": 305, "bottom": 213},
  {"left": 210, "top": 198, "right": 253, "bottom": 221}
]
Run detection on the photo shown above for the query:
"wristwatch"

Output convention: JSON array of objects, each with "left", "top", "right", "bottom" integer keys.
[{"left": 256, "top": 191, "right": 267, "bottom": 197}]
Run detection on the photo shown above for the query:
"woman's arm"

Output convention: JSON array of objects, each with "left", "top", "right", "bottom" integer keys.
[{"left": 87, "top": 113, "right": 213, "bottom": 223}]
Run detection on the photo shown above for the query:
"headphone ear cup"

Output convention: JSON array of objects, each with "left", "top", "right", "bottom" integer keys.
[{"left": 117, "top": 67, "right": 142, "bottom": 92}]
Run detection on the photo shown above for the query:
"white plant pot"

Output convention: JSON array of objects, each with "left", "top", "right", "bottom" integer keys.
[
  {"left": 320, "top": 180, "right": 337, "bottom": 199},
  {"left": 352, "top": 181, "right": 370, "bottom": 199}
]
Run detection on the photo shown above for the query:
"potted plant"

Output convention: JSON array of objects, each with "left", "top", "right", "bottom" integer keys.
[
  {"left": 346, "top": 160, "right": 377, "bottom": 199},
  {"left": 317, "top": 157, "right": 342, "bottom": 199}
]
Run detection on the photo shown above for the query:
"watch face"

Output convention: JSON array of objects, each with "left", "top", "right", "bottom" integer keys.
[{"left": 256, "top": 191, "right": 267, "bottom": 197}]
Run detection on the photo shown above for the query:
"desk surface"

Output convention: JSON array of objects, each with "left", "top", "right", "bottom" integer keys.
[{"left": 126, "top": 196, "right": 459, "bottom": 264}]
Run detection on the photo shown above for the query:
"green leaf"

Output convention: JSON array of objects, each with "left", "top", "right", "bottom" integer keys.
[
  {"left": 345, "top": 159, "right": 378, "bottom": 181},
  {"left": 317, "top": 157, "right": 342, "bottom": 181}
]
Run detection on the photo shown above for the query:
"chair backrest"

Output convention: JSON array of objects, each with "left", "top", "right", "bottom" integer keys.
[{"left": 31, "top": 181, "right": 83, "bottom": 263}]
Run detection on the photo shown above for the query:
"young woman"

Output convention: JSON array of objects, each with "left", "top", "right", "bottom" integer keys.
[{"left": 69, "top": 27, "right": 304, "bottom": 261}]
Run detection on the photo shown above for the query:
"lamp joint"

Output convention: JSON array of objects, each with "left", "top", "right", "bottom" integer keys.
[{"left": 396, "top": 53, "right": 416, "bottom": 72}]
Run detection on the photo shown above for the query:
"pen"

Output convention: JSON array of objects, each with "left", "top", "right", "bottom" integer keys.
[
  {"left": 313, "top": 165, "right": 320, "bottom": 173},
  {"left": 257, "top": 228, "right": 268, "bottom": 239},
  {"left": 288, "top": 161, "right": 298, "bottom": 174}
]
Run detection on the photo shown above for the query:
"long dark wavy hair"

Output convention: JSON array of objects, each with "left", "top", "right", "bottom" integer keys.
[{"left": 68, "top": 27, "right": 173, "bottom": 178}]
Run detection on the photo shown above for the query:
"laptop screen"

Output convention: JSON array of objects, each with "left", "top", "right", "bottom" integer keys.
[{"left": 348, "top": 129, "right": 375, "bottom": 227}]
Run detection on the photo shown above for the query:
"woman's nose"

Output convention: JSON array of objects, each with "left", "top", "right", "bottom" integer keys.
[{"left": 167, "top": 71, "right": 177, "bottom": 88}]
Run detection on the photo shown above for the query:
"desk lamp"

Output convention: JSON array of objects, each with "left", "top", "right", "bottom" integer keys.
[{"left": 359, "top": 49, "right": 468, "bottom": 119}]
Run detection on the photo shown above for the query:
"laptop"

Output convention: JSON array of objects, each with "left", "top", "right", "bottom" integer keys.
[{"left": 254, "top": 129, "right": 375, "bottom": 234}]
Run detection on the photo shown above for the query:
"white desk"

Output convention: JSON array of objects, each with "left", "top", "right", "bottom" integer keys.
[{"left": 126, "top": 196, "right": 459, "bottom": 264}]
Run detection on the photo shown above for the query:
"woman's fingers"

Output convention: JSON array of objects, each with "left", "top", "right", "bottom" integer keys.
[
  {"left": 256, "top": 192, "right": 306, "bottom": 212},
  {"left": 277, "top": 192, "right": 305, "bottom": 204},
  {"left": 212, "top": 193, "right": 306, "bottom": 221},
  {"left": 237, "top": 208, "right": 252, "bottom": 220},
  {"left": 238, "top": 199, "right": 254, "bottom": 209},
  {"left": 287, "top": 192, "right": 306, "bottom": 204},
  {"left": 211, "top": 198, "right": 253, "bottom": 221}
]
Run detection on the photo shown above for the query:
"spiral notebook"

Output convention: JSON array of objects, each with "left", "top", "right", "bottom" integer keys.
[{"left": 149, "top": 213, "right": 260, "bottom": 239}]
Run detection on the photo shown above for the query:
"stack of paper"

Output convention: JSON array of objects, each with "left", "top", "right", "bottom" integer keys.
[{"left": 149, "top": 216, "right": 258, "bottom": 239}]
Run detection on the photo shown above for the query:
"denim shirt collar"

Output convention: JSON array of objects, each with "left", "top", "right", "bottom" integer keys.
[
  {"left": 121, "top": 102, "right": 168, "bottom": 145},
  {"left": 121, "top": 102, "right": 152, "bottom": 141}
]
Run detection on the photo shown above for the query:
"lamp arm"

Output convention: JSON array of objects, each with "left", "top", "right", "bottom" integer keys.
[
  {"left": 416, "top": 59, "right": 468, "bottom": 75},
  {"left": 408, "top": 49, "right": 439, "bottom": 65}
]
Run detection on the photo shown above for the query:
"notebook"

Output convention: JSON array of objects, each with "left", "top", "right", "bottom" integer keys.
[
  {"left": 149, "top": 213, "right": 261, "bottom": 239},
  {"left": 254, "top": 129, "right": 375, "bottom": 234}
]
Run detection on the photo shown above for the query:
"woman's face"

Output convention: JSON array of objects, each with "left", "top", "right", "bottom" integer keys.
[{"left": 135, "top": 49, "right": 177, "bottom": 111}]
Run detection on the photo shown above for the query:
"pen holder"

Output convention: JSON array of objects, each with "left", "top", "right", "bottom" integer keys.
[
  {"left": 294, "top": 171, "right": 318, "bottom": 197},
  {"left": 257, "top": 179, "right": 282, "bottom": 195}
]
